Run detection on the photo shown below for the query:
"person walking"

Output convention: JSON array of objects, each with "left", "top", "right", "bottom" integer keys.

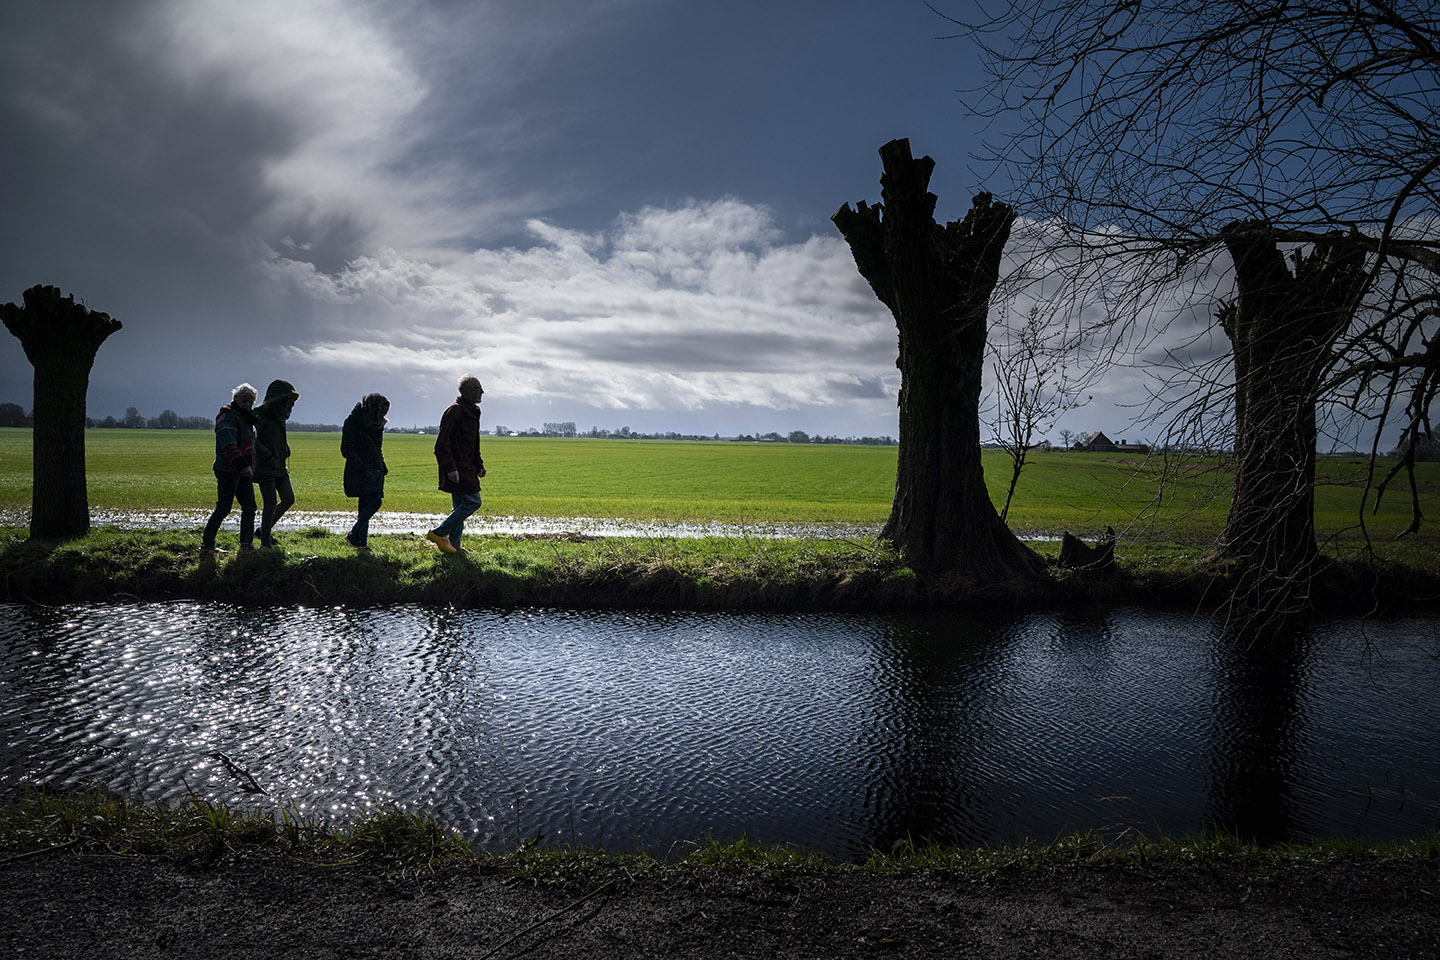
[
  {"left": 201, "top": 382, "right": 259, "bottom": 556},
  {"left": 426, "top": 375, "right": 485, "bottom": 554},
  {"left": 341, "top": 393, "right": 389, "bottom": 550},
  {"left": 253, "top": 378, "right": 300, "bottom": 549}
]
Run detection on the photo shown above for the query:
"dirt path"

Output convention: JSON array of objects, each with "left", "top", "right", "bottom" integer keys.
[{"left": 3, "top": 852, "right": 1437, "bottom": 958}]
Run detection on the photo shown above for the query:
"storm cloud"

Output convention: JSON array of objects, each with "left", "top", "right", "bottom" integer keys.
[{"left": 0, "top": 0, "right": 1247, "bottom": 442}]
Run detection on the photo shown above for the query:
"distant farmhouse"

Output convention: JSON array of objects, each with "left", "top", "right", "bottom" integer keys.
[{"left": 1074, "top": 431, "right": 1150, "bottom": 454}]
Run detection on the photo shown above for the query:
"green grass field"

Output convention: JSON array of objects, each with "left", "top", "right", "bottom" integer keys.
[{"left": 0, "top": 428, "right": 1435, "bottom": 556}]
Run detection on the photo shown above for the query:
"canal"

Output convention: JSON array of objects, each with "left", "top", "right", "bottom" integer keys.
[{"left": 2, "top": 602, "right": 1436, "bottom": 858}]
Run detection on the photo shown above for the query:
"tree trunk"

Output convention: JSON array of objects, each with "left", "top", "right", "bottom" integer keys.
[
  {"left": 833, "top": 139, "right": 1044, "bottom": 584},
  {"left": 1215, "top": 225, "right": 1367, "bottom": 628},
  {"left": 1, "top": 285, "right": 123, "bottom": 539}
]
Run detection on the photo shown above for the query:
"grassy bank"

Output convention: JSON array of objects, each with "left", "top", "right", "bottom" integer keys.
[
  {"left": 2, "top": 523, "right": 1437, "bottom": 615},
  {"left": 0, "top": 429, "right": 898, "bottom": 526},
  {"left": 2, "top": 429, "right": 1437, "bottom": 558},
  {"left": 2, "top": 427, "right": 1437, "bottom": 610},
  {"left": 4, "top": 784, "right": 1437, "bottom": 878},
  {"left": 6, "top": 787, "right": 1436, "bottom": 960}
]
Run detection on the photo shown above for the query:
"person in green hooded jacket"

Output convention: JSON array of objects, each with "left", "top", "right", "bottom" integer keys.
[
  {"left": 253, "top": 379, "right": 300, "bottom": 549},
  {"left": 340, "top": 393, "right": 389, "bottom": 549}
]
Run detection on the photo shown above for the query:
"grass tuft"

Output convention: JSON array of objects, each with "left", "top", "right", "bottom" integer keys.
[
  {"left": 322, "top": 805, "right": 473, "bottom": 865},
  {"left": 3, "top": 788, "right": 1436, "bottom": 883}
]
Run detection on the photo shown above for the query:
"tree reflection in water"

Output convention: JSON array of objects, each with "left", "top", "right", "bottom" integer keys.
[{"left": 1205, "top": 630, "right": 1314, "bottom": 844}]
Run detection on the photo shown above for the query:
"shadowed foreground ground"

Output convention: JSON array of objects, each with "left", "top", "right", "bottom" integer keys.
[{"left": 3, "top": 851, "right": 1437, "bottom": 958}]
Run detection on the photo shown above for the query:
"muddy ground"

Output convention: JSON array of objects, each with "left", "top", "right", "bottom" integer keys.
[{"left": 2, "top": 851, "right": 1437, "bottom": 958}]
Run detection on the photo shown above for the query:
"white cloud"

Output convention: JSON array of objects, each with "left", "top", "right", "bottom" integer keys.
[
  {"left": 265, "top": 199, "right": 900, "bottom": 417},
  {"left": 153, "top": 0, "right": 422, "bottom": 137},
  {"left": 264, "top": 198, "right": 1267, "bottom": 441}
]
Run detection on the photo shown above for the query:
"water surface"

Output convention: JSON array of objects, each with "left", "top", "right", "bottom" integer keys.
[{"left": 1, "top": 602, "right": 1436, "bottom": 858}]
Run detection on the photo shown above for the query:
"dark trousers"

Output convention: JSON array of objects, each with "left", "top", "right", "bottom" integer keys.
[
  {"left": 349, "top": 493, "right": 383, "bottom": 546},
  {"left": 203, "top": 471, "right": 256, "bottom": 548},
  {"left": 257, "top": 473, "right": 295, "bottom": 546}
]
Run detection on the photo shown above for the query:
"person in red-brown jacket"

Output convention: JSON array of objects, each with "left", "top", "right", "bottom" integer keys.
[{"left": 425, "top": 375, "right": 486, "bottom": 554}]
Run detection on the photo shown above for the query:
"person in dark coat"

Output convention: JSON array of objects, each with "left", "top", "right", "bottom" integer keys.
[
  {"left": 253, "top": 378, "right": 300, "bottom": 549},
  {"left": 201, "top": 382, "right": 259, "bottom": 555},
  {"left": 425, "top": 376, "right": 485, "bottom": 554},
  {"left": 341, "top": 393, "right": 389, "bottom": 549}
]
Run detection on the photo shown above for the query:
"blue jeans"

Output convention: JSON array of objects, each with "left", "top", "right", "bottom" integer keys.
[
  {"left": 349, "top": 493, "right": 382, "bottom": 546},
  {"left": 433, "top": 491, "right": 482, "bottom": 548}
]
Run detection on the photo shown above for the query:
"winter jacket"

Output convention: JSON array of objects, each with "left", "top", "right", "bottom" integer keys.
[
  {"left": 253, "top": 380, "right": 299, "bottom": 478},
  {"left": 212, "top": 405, "right": 257, "bottom": 475},
  {"left": 341, "top": 396, "right": 388, "bottom": 498},
  {"left": 434, "top": 397, "right": 483, "bottom": 494}
]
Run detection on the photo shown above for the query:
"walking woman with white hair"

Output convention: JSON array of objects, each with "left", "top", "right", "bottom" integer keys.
[{"left": 200, "top": 382, "right": 259, "bottom": 556}]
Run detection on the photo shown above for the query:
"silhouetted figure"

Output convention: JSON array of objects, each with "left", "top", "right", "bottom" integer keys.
[
  {"left": 201, "top": 383, "right": 259, "bottom": 556},
  {"left": 426, "top": 376, "right": 485, "bottom": 554},
  {"left": 254, "top": 379, "right": 300, "bottom": 549},
  {"left": 341, "top": 393, "right": 389, "bottom": 550},
  {"left": 1, "top": 285, "right": 122, "bottom": 539}
]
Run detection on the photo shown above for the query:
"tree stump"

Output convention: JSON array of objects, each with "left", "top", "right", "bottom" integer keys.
[
  {"left": 1215, "top": 225, "right": 1367, "bottom": 631},
  {"left": 1058, "top": 527, "right": 1116, "bottom": 571},
  {"left": 2, "top": 285, "right": 123, "bottom": 539},
  {"left": 833, "top": 139, "right": 1043, "bottom": 584}
]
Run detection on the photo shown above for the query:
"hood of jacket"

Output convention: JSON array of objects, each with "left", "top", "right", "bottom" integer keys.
[
  {"left": 351, "top": 393, "right": 389, "bottom": 427},
  {"left": 258, "top": 379, "right": 300, "bottom": 408}
]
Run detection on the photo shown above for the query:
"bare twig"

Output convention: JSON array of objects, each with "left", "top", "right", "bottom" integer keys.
[
  {"left": 210, "top": 752, "right": 267, "bottom": 795},
  {"left": 0, "top": 838, "right": 81, "bottom": 866},
  {"left": 476, "top": 877, "right": 619, "bottom": 960}
]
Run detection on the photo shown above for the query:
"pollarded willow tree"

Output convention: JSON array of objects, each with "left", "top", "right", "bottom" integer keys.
[
  {"left": 1, "top": 285, "right": 123, "bottom": 539},
  {"left": 1215, "top": 226, "right": 1370, "bottom": 616},
  {"left": 941, "top": 0, "right": 1440, "bottom": 628},
  {"left": 833, "top": 138, "right": 1045, "bottom": 586}
]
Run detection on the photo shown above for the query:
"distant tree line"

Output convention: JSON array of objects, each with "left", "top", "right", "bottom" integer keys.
[
  {"left": 84, "top": 407, "right": 210, "bottom": 430},
  {"left": 2, "top": 402, "right": 897, "bottom": 444},
  {"left": 1398, "top": 435, "right": 1440, "bottom": 463},
  {"left": 492, "top": 423, "right": 897, "bottom": 444},
  {"left": 734, "top": 431, "right": 897, "bottom": 445},
  {"left": 0, "top": 401, "right": 32, "bottom": 427},
  {"left": 16, "top": 400, "right": 1423, "bottom": 457},
  {"left": 70, "top": 405, "right": 346, "bottom": 431}
]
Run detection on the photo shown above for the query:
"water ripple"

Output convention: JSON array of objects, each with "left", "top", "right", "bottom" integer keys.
[{"left": 1, "top": 601, "right": 1437, "bottom": 857}]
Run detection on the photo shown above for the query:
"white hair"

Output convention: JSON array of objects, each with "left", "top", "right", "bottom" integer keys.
[{"left": 232, "top": 382, "right": 257, "bottom": 403}]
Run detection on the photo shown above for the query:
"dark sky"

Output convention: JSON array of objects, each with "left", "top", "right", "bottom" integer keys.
[{"left": 0, "top": 0, "right": 1218, "bottom": 441}]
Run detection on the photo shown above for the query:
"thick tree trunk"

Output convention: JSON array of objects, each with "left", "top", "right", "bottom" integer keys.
[
  {"left": 833, "top": 139, "right": 1043, "bottom": 584},
  {"left": 1, "top": 285, "right": 123, "bottom": 539},
  {"left": 1215, "top": 226, "right": 1366, "bottom": 628}
]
